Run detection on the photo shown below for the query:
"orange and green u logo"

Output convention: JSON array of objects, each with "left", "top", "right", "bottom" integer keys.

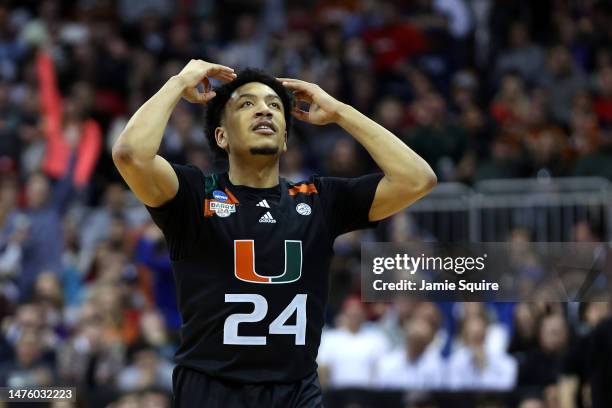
[{"left": 234, "top": 240, "right": 302, "bottom": 284}]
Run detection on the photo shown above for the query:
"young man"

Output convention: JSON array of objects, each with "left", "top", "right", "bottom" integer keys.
[{"left": 112, "top": 59, "right": 436, "bottom": 407}]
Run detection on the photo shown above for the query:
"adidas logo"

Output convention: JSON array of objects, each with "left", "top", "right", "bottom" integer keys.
[
  {"left": 256, "top": 199, "right": 270, "bottom": 208},
  {"left": 259, "top": 211, "right": 276, "bottom": 223}
]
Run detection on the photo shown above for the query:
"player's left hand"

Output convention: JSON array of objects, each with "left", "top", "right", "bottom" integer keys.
[{"left": 278, "top": 78, "right": 345, "bottom": 126}]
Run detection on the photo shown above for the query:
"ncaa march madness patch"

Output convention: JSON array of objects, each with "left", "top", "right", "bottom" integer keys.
[
  {"left": 204, "top": 188, "right": 239, "bottom": 218},
  {"left": 203, "top": 174, "right": 240, "bottom": 218}
]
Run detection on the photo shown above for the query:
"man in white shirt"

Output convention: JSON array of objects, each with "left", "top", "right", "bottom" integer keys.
[
  {"left": 375, "top": 317, "right": 445, "bottom": 390},
  {"left": 318, "top": 297, "right": 390, "bottom": 389},
  {"left": 447, "top": 314, "right": 517, "bottom": 390}
]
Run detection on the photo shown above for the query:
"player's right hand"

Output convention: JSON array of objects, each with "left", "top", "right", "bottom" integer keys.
[{"left": 176, "top": 60, "right": 236, "bottom": 104}]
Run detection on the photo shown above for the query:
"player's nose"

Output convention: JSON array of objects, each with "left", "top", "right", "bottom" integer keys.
[{"left": 254, "top": 101, "right": 273, "bottom": 117}]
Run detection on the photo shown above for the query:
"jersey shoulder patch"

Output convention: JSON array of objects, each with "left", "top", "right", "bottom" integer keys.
[
  {"left": 287, "top": 178, "right": 318, "bottom": 196},
  {"left": 203, "top": 173, "right": 239, "bottom": 218}
]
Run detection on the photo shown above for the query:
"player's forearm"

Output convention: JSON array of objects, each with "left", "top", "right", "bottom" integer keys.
[
  {"left": 112, "top": 76, "right": 185, "bottom": 163},
  {"left": 335, "top": 104, "right": 437, "bottom": 191}
]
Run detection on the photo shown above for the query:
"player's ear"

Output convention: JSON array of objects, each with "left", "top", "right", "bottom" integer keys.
[
  {"left": 215, "top": 127, "right": 228, "bottom": 150},
  {"left": 282, "top": 131, "right": 287, "bottom": 153}
]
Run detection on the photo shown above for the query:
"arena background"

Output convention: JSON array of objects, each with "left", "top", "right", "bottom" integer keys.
[{"left": 1, "top": 0, "right": 612, "bottom": 407}]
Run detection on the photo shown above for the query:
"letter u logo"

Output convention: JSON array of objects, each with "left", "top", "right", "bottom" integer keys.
[{"left": 234, "top": 240, "right": 302, "bottom": 284}]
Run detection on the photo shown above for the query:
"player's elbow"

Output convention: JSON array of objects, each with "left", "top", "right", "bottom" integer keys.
[
  {"left": 395, "top": 167, "right": 436, "bottom": 203},
  {"left": 111, "top": 143, "right": 135, "bottom": 167},
  {"left": 421, "top": 168, "right": 437, "bottom": 193},
  {"left": 409, "top": 167, "right": 437, "bottom": 194}
]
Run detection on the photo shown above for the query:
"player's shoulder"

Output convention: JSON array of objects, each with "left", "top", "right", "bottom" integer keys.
[
  {"left": 285, "top": 174, "right": 352, "bottom": 196},
  {"left": 285, "top": 175, "right": 321, "bottom": 197},
  {"left": 171, "top": 162, "right": 206, "bottom": 184}
]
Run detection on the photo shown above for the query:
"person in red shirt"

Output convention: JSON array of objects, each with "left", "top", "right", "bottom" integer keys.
[{"left": 36, "top": 50, "right": 101, "bottom": 188}]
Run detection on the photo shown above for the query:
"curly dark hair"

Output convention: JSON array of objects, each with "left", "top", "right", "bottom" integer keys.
[{"left": 205, "top": 68, "right": 294, "bottom": 157}]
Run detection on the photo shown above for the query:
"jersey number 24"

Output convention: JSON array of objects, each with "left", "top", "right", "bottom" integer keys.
[{"left": 224, "top": 294, "right": 307, "bottom": 345}]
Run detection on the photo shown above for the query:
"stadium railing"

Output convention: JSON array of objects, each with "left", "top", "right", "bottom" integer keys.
[{"left": 407, "top": 177, "right": 612, "bottom": 242}]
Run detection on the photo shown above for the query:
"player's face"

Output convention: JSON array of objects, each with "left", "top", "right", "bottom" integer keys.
[{"left": 219, "top": 82, "right": 287, "bottom": 157}]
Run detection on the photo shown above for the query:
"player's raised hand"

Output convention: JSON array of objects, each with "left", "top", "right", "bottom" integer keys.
[
  {"left": 278, "top": 78, "right": 345, "bottom": 125},
  {"left": 177, "top": 60, "right": 236, "bottom": 104}
]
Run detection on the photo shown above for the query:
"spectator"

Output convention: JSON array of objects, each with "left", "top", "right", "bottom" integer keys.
[
  {"left": 325, "top": 138, "right": 367, "bottom": 178},
  {"left": 473, "top": 132, "right": 525, "bottom": 181},
  {"left": 32, "top": 271, "right": 64, "bottom": 332},
  {"left": 508, "top": 303, "right": 538, "bottom": 354},
  {"left": 161, "top": 102, "right": 207, "bottom": 164},
  {"left": 542, "top": 46, "right": 588, "bottom": 125},
  {"left": 117, "top": 345, "right": 173, "bottom": 393},
  {"left": 447, "top": 314, "right": 517, "bottom": 390},
  {"left": 560, "top": 302, "right": 611, "bottom": 408},
  {"left": 494, "top": 22, "right": 545, "bottom": 85},
  {"left": 136, "top": 310, "right": 174, "bottom": 361},
  {"left": 0, "top": 330, "right": 54, "bottom": 387},
  {"left": 57, "top": 303, "right": 124, "bottom": 407},
  {"left": 318, "top": 297, "right": 390, "bottom": 389},
  {"left": 36, "top": 50, "right": 101, "bottom": 188},
  {"left": 375, "top": 317, "right": 444, "bottom": 390},
  {"left": 518, "top": 313, "right": 569, "bottom": 388},
  {"left": 218, "top": 14, "right": 268, "bottom": 70},
  {"left": 572, "top": 125, "right": 612, "bottom": 180},
  {"left": 450, "top": 70, "right": 480, "bottom": 116},
  {"left": 134, "top": 224, "right": 178, "bottom": 330},
  {"left": 412, "top": 302, "right": 447, "bottom": 355},
  {"left": 489, "top": 71, "right": 530, "bottom": 129},
  {"left": 2, "top": 302, "right": 56, "bottom": 357},
  {"left": 374, "top": 96, "right": 408, "bottom": 137},
  {"left": 361, "top": 2, "right": 428, "bottom": 73},
  {"left": 452, "top": 302, "right": 510, "bottom": 355},
  {"left": 522, "top": 95, "right": 570, "bottom": 177},
  {"left": 569, "top": 92, "right": 602, "bottom": 157},
  {"left": 79, "top": 182, "right": 147, "bottom": 274},
  {"left": 378, "top": 298, "right": 419, "bottom": 349},
  {"left": 405, "top": 91, "right": 469, "bottom": 181}
]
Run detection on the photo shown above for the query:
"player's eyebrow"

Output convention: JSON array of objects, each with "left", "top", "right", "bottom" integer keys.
[{"left": 236, "top": 93, "right": 282, "bottom": 102}]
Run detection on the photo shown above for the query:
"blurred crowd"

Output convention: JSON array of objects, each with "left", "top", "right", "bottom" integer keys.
[
  {"left": 1, "top": 0, "right": 612, "bottom": 407},
  {"left": 318, "top": 299, "right": 612, "bottom": 408}
]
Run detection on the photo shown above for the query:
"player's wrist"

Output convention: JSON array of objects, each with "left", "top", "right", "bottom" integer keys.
[
  {"left": 333, "top": 102, "right": 355, "bottom": 126},
  {"left": 169, "top": 74, "right": 190, "bottom": 91}
]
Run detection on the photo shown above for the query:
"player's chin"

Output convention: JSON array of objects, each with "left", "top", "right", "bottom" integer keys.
[{"left": 248, "top": 143, "right": 281, "bottom": 156}]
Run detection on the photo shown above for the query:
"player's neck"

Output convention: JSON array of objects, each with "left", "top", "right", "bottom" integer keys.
[{"left": 227, "top": 159, "right": 280, "bottom": 188}]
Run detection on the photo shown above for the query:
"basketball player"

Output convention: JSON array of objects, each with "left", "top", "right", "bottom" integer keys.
[{"left": 112, "top": 59, "right": 436, "bottom": 407}]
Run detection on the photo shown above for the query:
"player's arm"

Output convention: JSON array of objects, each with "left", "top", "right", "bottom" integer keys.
[
  {"left": 112, "top": 60, "right": 236, "bottom": 207},
  {"left": 279, "top": 78, "right": 437, "bottom": 221}
]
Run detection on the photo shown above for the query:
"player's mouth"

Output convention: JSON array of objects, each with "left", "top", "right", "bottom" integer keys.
[{"left": 251, "top": 120, "right": 276, "bottom": 135}]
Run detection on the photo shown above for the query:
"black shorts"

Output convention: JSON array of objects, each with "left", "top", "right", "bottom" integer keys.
[{"left": 172, "top": 365, "right": 324, "bottom": 408}]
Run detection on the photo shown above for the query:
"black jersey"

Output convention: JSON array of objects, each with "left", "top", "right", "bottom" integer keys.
[{"left": 146, "top": 163, "right": 383, "bottom": 383}]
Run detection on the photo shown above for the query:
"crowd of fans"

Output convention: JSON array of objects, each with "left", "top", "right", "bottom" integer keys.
[
  {"left": 1, "top": 0, "right": 612, "bottom": 407},
  {"left": 318, "top": 299, "right": 612, "bottom": 408}
]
